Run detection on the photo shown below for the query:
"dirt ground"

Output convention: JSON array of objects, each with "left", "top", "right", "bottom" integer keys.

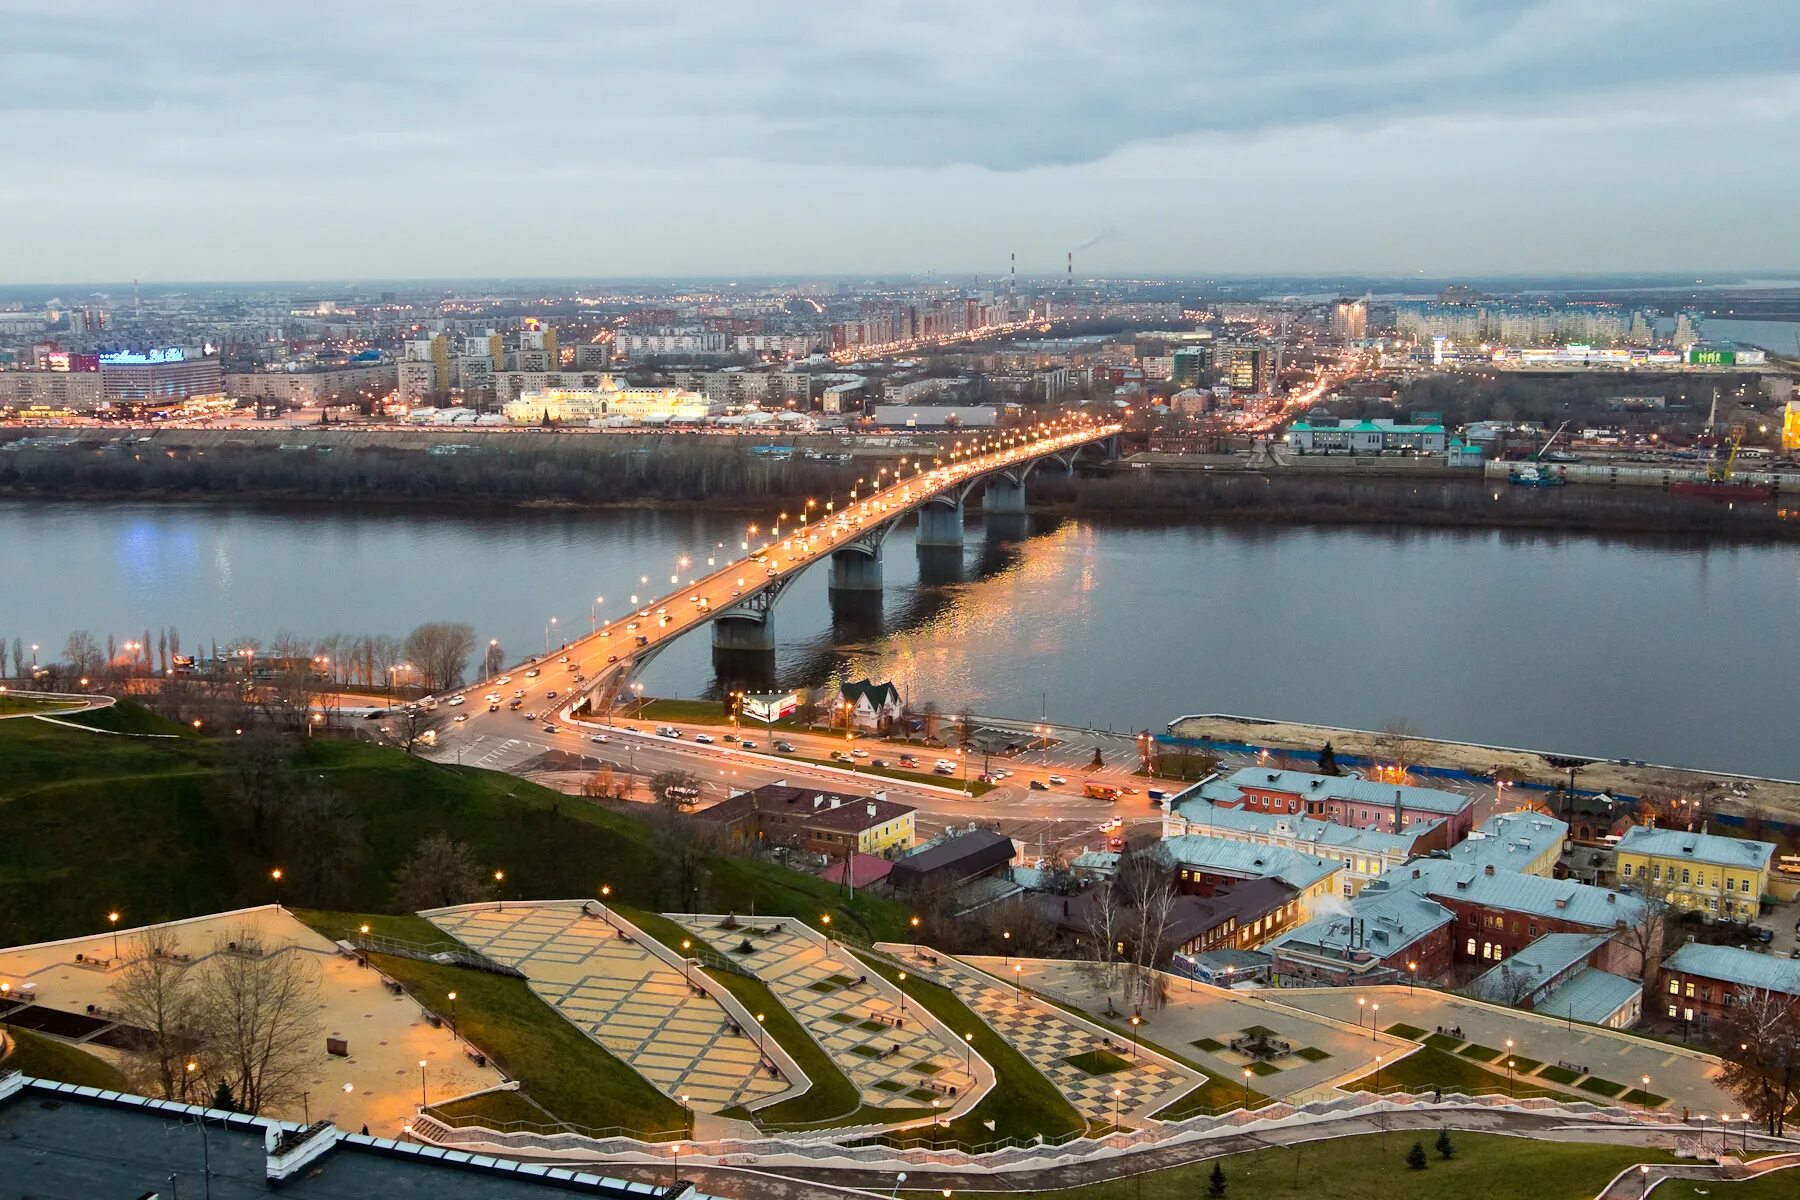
[{"left": 1168, "top": 714, "right": 1800, "bottom": 830}]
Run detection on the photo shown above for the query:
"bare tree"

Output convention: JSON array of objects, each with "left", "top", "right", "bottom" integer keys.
[
  {"left": 279, "top": 781, "right": 364, "bottom": 908},
  {"left": 110, "top": 933, "right": 205, "bottom": 1101},
  {"left": 646, "top": 807, "right": 719, "bottom": 914},
  {"left": 195, "top": 931, "right": 323, "bottom": 1115},
  {"left": 383, "top": 706, "right": 438, "bottom": 754},
  {"left": 63, "top": 630, "right": 101, "bottom": 678},
  {"left": 1372, "top": 719, "right": 1431, "bottom": 783},
  {"left": 222, "top": 728, "right": 296, "bottom": 854},
  {"left": 1716, "top": 989, "right": 1800, "bottom": 1135},
  {"left": 391, "top": 833, "right": 489, "bottom": 910},
  {"left": 1611, "top": 875, "right": 1676, "bottom": 984},
  {"left": 402, "top": 622, "right": 476, "bottom": 693}
]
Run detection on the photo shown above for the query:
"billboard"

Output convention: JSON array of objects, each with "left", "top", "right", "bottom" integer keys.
[{"left": 743, "top": 691, "right": 798, "bottom": 723}]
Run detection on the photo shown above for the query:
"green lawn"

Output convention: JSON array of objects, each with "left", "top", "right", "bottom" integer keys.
[
  {"left": 2, "top": 1025, "right": 127, "bottom": 1090},
  {"left": 1295, "top": 1046, "right": 1333, "bottom": 1062},
  {"left": 1658, "top": 1173, "right": 1800, "bottom": 1200},
  {"left": 942, "top": 1132, "right": 1680, "bottom": 1200},
  {"left": 291, "top": 909, "right": 687, "bottom": 1137},
  {"left": 1342, "top": 1045, "right": 1572, "bottom": 1101},
  {"left": 1192, "top": 1036, "right": 1227, "bottom": 1052},
  {"left": 782, "top": 753, "right": 997, "bottom": 796},
  {"left": 1458, "top": 1042, "right": 1502, "bottom": 1062},
  {"left": 1384, "top": 1022, "right": 1430, "bottom": 1041},
  {"left": 1065, "top": 1049, "right": 1133, "bottom": 1077},
  {"left": 1538, "top": 1064, "right": 1582, "bottom": 1084},
  {"left": 853, "top": 951, "right": 1085, "bottom": 1145},
  {"left": 1151, "top": 1072, "right": 1271, "bottom": 1121},
  {"left": 0, "top": 695, "right": 81, "bottom": 716},
  {"left": 54, "top": 704, "right": 196, "bottom": 736},
  {"left": 1246, "top": 1059, "right": 1283, "bottom": 1076},
  {"left": 0, "top": 711, "right": 909, "bottom": 946}
]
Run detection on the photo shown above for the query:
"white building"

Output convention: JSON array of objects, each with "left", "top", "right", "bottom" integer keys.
[{"left": 502, "top": 376, "right": 711, "bottom": 426}]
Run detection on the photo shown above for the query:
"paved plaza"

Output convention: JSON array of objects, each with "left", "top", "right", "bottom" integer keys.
[
  {"left": 676, "top": 918, "right": 975, "bottom": 1110},
  {"left": 1001, "top": 958, "right": 1402, "bottom": 1101},
  {"left": 899, "top": 951, "right": 1203, "bottom": 1126},
  {"left": 431, "top": 903, "right": 786, "bottom": 1113},
  {"left": 0, "top": 906, "right": 500, "bottom": 1135},
  {"left": 1277, "top": 985, "right": 1737, "bottom": 1112}
]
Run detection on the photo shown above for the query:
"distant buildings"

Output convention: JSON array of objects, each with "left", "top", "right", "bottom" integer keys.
[
  {"left": 501, "top": 377, "right": 710, "bottom": 425},
  {"left": 397, "top": 335, "right": 449, "bottom": 404},
  {"left": 1196, "top": 768, "right": 1475, "bottom": 849},
  {"left": 1166, "top": 787, "right": 1433, "bottom": 896},
  {"left": 1285, "top": 418, "right": 1448, "bottom": 455},
  {"left": 1445, "top": 811, "right": 1567, "bottom": 879},
  {"left": 1331, "top": 299, "right": 1368, "bottom": 341},
  {"left": 97, "top": 347, "right": 224, "bottom": 406},
  {"left": 1213, "top": 340, "right": 1280, "bottom": 394},
  {"left": 870, "top": 404, "right": 997, "bottom": 429},
  {"left": 1170, "top": 346, "right": 1212, "bottom": 386}
]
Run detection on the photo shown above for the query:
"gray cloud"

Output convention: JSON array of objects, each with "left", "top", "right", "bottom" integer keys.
[{"left": 2, "top": 1, "right": 1797, "bottom": 279}]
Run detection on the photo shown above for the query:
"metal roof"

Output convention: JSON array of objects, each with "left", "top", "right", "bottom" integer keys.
[
  {"left": 1219, "top": 767, "right": 1474, "bottom": 816},
  {"left": 1446, "top": 812, "right": 1568, "bottom": 872},
  {"left": 1664, "top": 943, "right": 1800, "bottom": 996},
  {"left": 1154, "top": 833, "right": 1340, "bottom": 892},
  {"left": 1466, "top": 932, "right": 1605, "bottom": 1002},
  {"left": 1268, "top": 887, "right": 1454, "bottom": 960},
  {"left": 1535, "top": 967, "right": 1643, "bottom": 1026},
  {"left": 1385, "top": 859, "right": 1647, "bottom": 928},
  {"left": 1174, "top": 799, "right": 1430, "bottom": 858},
  {"left": 1615, "top": 827, "right": 1776, "bottom": 871}
]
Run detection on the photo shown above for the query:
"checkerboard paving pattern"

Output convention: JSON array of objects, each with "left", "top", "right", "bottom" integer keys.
[
  {"left": 681, "top": 919, "right": 972, "bottom": 1109},
  {"left": 431, "top": 905, "right": 785, "bottom": 1113},
  {"left": 949, "top": 970, "right": 1197, "bottom": 1126}
]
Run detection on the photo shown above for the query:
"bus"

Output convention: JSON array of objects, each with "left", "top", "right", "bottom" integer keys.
[
  {"left": 1084, "top": 782, "right": 1122, "bottom": 802},
  {"left": 1778, "top": 854, "right": 1800, "bottom": 878}
]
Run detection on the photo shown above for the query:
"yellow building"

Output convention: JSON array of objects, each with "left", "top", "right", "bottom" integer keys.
[
  {"left": 1783, "top": 399, "right": 1800, "bottom": 453},
  {"left": 1615, "top": 826, "right": 1775, "bottom": 921},
  {"left": 502, "top": 378, "right": 710, "bottom": 425}
]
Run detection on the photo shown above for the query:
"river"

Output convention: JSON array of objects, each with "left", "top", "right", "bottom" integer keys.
[{"left": 2, "top": 500, "right": 1797, "bottom": 778}]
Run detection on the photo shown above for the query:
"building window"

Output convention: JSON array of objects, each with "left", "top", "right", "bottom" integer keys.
[
  {"left": 1467, "top": 938, "right": 1477, "bottom": 956},
  {"left": 1684, "top": 982, "right": 1695, "bottom": 998},
  {"left": 1667, "top": 1003, "right": 1678, "bottom": 1018},
  {"left": 1621, "top": 863, "right": 1633, "bottom": 878},
  {"left": 1667, "top": 978, "right": 1679, "bottom": 994},
  {"left": 1681, "top": 868, "right": 1691, "bottom": 884},
  {"left": 1740, "top": 878, "right": 1751, "bottom": 893},
  {"left": 1651, "top": 864, "right": 1661, "bottom": 881}
]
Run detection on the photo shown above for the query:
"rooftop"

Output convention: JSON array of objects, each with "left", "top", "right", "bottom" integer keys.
[
  {"left": 695, "top": 783, "right": 914, "bottom": 833},
  {"left": 1268, "top": 888, "right": 1455, "bottom": 962},
  {"left": 1466, "top": 932, "right": 1606, "bottom": 1003},
  {"left": 1154, "top": 833, "right": 1340, "bottom": 893},
  {"left": 1616, "top": 827, "right": 1777, "bottom": 872},
  {"left": 1173, "top": 797, "right": 1433, "bottom": 858},
  {"left": 1535, "top": 967, "right": 1643, "bottom": 1026},
  {"left": 1219, "top": 768, "right": 1474, "bottom": 816},
  {"left": 1664, "top": 943, "right": 1800, "bottom": 997},
  {"left": 1385, "top": 859, "right": 1647, "bottom": 929},
  {"left": 1446, "top": 812, "right": 1569, "bottom": 872},
  {"left": 0, "top": 1078, "right": 687, "bottom": 1200}
]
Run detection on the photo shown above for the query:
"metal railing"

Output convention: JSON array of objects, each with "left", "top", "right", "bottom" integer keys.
[{"left": 352, "top": 932, "right": 524, "bottom": 978}]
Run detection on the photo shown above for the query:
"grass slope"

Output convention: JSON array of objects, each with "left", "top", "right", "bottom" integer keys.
[
  {"left": 0, "top": 711, "right": 907, "bottom": 945},
  {"left": 293, "top": 909, "right": 686, "bottom": 1137},
  {"left": 2, "top": 1025, "right": 127, "bottom": 1090},
  {"left": 960, "top": 1131, "right": 1679, "bottom": 1200}
]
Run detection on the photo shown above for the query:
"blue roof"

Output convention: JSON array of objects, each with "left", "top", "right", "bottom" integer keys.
[
  {"left": 1536, "top": 968, "right": 1642, "bottom": 1025},
  {"left": 1173, "top": 799, "right": 1430, "bottom": 858},
  {"left": 1446, "top": 812, "right": 1567, "bottom": 872},
  {"left": 1219, "top": 767, "right": 1473, "bottom": 817},
  {"left": 1269, "top": 888, "right": 1454, "bottom": 960},
  {"left": 1154, "top": 833, "right": 1339, "bottom": 892},
  {"left": 1467, "top": 932, "right": 1605, "bottom": 1002},
  {"left": 1665, "top": 943, "right": 1800, "bottom": 996},
  {"left": 1382, "top": 859, "right": 1647, "bottom": 929},
  {"left": 1616, "top": 827, "right": 1776, "bottom": 872}
]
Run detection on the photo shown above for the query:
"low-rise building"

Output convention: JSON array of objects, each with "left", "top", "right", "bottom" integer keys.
[
  {"left": 888, "top": 829, "right": 1015, "bottom": 893},
  {"left": 838, "top": 678, "right": 902, "bottom": 729},
  {"left": 1446, "top": 811, "right": 1568, "bottom": 878},
  {"left": 1203, "top": 768, "right": 1476, "bottom": 849},
  {"left": 1042, "top": 874, "right": 1303, "bottom": 957},
  {"left": 1466, "top": 931, "right": 1641, "bottom": 1028},
  {"left": 1285, "top": 418, "right": 1447, "bottom": 455},
  {"left": 695, "top": 782, "right": 915, "bottom": 859},
  {"left": 1165, "top": 793, "right": 1431, "bottom": 896},
  {"left": 502, "top": 377, "right": 711, "bottom": 426},
  {"left": 1659, "top": 942, "right": 1800, "bottom": 1029},
  {"left": 1267, "top": 886, "right": 1456, "bottom": 986},
  {"left": 1152, "top": 833, "right": 1342, "bottom": 918},
  {"left": 1614, "top": 827, "right": 1776, "bottom": 922}
]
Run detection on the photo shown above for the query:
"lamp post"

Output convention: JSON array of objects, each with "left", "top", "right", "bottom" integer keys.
[
  {"left": 681, "top": 940, "right": 692, "bottom": 989},
  {"left": 1374, "top": 1053, "right": 1383, "bottom": 1091},
  {"left": 910, "top": 915, "right": 921, "bottom": 956},
  {"left": 1002, "top": 929, "right": 1011, "bottom": 965},
  {"left": 1638, "top": 1074, "right": 1651, "bottom": 1106},
  {"left": 1242, "top": 1067, "right": 1252, "bottom": 1108},
  {"left": 1013, "top": 962, "right": 1024, "bottom": 995},
  {"left": 671, "top": 1142, "right": 682, "bottom": 1190},
  {"left": 1112, "top": 1087, "right": 1122, "bottom": 1132},
  {"left": 1407, "top": 960, "right": 1418, "bottom": 995},
  {"left": 897, "top": 971, "right": 907, "bottom": 1016},
  {"left": 755, "top": 1012, "right": 766, "bottom": 1058},
  {"left": 1129, "top": 1014, "right": 1141, "bottom": 1059},
  {"left": 1356, "top": 995, "right": 1366, "bottom": 1027},
  {"left": 107, "top": 909, "right": 121, "bottom": 959},
  {"left": 963, "top": 1032, "right": 973, "bottom": 1077},
  {"left": 418, "top": 1059, "right": 427, "bottom": 1107},
  {"left": 545, "top": 616, "right": 558, "bottom": 653},
  {"left": 1370, "top": 1002, "right": 1379, "bottom": 1037}
]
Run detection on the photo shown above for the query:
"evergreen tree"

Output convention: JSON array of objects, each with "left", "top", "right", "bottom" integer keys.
[
  {"left": 1207, "top": 1161, "right": 1227, "bottom": 1198},
  {"left": 210, "top": 1079, "right": 237, "bottom": 1113},
  {"left": 1406, "top": 1141, "right": 1428, "bottom": 1171},
  {"left": 1435, "top": 1128, "right": 1454, "bottom": 1160},
  {"left": 1318, "top": 741, "right": 1339, "bottom": 775}
]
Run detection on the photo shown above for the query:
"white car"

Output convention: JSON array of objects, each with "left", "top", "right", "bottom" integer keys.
[
  {"left": 694, "top": 733, "right": 715, "bottom": 744},
  {"left": 453, "top": 713, "right": 468, "bottom": 723},
  {"left": 934, "top": 759, "right": 956, "bottom": 771},
  {"left": 496, "top": 675, "right": 511, "bottom": 685},
  {"left": 484, "top": 692, "right": 502, "bottom": 703},
  {"left": 589, "top": 734, "right": 609, "bottom": 744},
  {"left": 1048, "top": 774, "right": 1069, "bottom": 786},
  {"left": 447, "top": 695, "right": 465, "bottom": 707}
]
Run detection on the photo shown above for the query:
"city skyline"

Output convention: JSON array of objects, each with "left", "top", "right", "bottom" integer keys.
[{"left": 9, "top": 1, "right": 1800, "bottom": 281}]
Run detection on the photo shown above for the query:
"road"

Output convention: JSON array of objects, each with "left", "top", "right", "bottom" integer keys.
[{"left": 418, "top": 416, "right": 1133, "bottom": 853}]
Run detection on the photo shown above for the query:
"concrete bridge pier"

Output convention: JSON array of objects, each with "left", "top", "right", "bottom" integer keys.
[
  {"left": 984, "top": 510, "right": 1030, "bottom": 544},
  {"left": 710, "top": 647, "right": 776, "bottom": 693},
  {"left": 917, "top": 500, "right": 965, "bottom": 548},
  {"left": 711, "top": 614, "right": 775, "bottom": 653},
  {"left": 983, "top": 475, "right": 1027, "bottom": 514},
  {"left": 828, "top": 547, "right": 883, "bottom": 592}
]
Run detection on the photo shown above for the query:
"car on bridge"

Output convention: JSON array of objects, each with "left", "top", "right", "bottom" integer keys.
[{"left": 694, "top": 733, "right": 715, "bottom": 744}]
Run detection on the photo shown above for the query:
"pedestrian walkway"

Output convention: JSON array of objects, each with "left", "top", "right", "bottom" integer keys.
[
  {"left": 675, "top": 918, "right": 972, "bottom": 1109},
  {"left": 431, "top": 903, "right": 785, "bottom": 1113},
  {"left": 1276, "top": 985, "right": 1735, "bottom": 1113},
  {"left": 900, "top": 951, "right": 1203, "bottom": 1126}
]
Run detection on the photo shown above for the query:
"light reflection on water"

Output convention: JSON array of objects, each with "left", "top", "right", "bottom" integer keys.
[{"left": 2, "top": 500, "right": 1796, "bottom": 778}]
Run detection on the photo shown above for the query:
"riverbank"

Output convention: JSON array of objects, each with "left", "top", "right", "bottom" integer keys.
[
  {"left": 1027, "top": 470, "right": 1800, "bottom": 541},
  {"left": 1166, "top": 712, "right": 1800, "bottom": 833}
]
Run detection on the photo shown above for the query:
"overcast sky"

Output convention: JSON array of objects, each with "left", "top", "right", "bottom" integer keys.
[{"left": 6, "top": 1, "right": 1799, "bottom": 283}]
